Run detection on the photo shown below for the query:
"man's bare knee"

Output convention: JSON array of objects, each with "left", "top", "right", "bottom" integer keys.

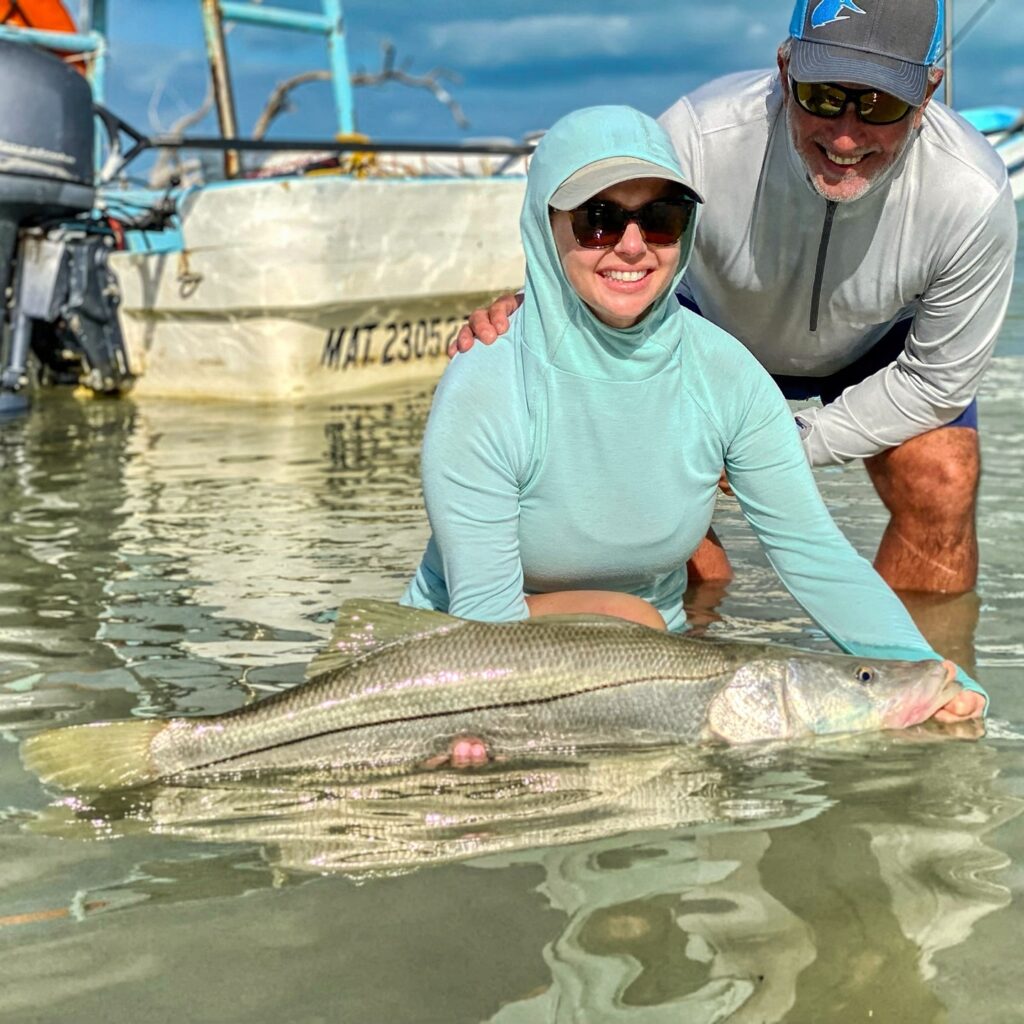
[{"left": 866, "top": 428, "right": 979, "bottom": 521}]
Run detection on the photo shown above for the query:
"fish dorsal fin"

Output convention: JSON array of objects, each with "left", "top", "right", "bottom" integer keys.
[{"left": 305, "top": 599, "right": 464, "bottom": 680}]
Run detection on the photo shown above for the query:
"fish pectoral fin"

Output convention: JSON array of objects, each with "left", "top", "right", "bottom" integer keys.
[
  {"left": 306, "top": 599, "right": 466, "bottom": 680},
  {"left": 705, "top": 670, "right": 792, "bottom": 744}
]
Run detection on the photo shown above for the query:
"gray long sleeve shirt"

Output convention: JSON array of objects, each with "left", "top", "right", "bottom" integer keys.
[{"left": 659, "top": 71, "right": 1017, "bottom": 465}]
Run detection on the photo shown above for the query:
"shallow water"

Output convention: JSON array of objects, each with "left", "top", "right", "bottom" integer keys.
[{"left": 1, "top": 286, "right": 1023, "bottom": 1022}]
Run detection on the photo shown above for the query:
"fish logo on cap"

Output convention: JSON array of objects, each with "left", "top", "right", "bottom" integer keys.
[{"left": 811, "top": 0, "right": 866, "bottom": 29}]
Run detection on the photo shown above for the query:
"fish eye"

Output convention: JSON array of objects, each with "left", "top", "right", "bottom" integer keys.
[{"left": 855, "top": 666, "right": 875, "bottom": 684}]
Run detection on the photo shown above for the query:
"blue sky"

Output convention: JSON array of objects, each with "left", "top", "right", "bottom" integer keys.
[{"left": 99, "top": 0, "right": 1023, "bottom": 146}]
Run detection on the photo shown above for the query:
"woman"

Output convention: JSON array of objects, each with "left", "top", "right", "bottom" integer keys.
[{"left": 402, "top": 105, "right": 985, "bottom": 735}]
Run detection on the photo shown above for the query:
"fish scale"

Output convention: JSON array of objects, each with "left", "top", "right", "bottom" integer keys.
[
  {"left": 152, "top": 618, "right": 741, "bottom": 775},
  {"left": 20, "top": 601, "right": 960, "bottom": 792}
]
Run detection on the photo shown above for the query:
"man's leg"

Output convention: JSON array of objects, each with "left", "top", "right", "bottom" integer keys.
[{"left": 864, "top": 426, "right": 980, "bottom": 593}]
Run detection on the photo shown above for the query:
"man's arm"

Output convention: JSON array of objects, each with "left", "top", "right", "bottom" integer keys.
[
  {"left": 449, "top": 293, "right": 523, "bottom": 356},
  {"left": 796, "top": 182, "right": 1017, "bottom": 466}
]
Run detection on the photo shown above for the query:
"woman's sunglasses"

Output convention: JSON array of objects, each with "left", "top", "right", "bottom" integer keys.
[
  {"left": 790, "top": 77, "right": 914, "bottom": 126},
  {"left": 563, "top": 197, "right": 696, "bottom": 249}
]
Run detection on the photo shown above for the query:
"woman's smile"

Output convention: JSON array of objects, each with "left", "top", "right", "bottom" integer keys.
[
  {"left": 551, "top": 178, "right": 682, "bottom": 329},
  {"left": 598, "top": 265, "right": 659, "bottom": 296}
]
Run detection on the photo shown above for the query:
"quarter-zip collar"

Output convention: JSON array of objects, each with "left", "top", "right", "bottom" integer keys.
[{"left": 775, "top": 80, "right": 918, "bottom": 333}]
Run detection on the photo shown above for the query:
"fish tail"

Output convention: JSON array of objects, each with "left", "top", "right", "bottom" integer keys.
[{"left": 21, "top": 720, "right": 169, "bottom": 792}]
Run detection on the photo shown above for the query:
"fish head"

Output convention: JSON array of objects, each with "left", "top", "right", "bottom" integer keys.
[
  {"left": 783, "top": 651, "right": 961, "bottom": 736},
  {"left": 706, "top": 649, "right": 960, "bottom": 744}
]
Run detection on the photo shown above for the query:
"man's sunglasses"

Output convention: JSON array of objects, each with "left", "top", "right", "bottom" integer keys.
[
  {"left": 563, "top": 197, "right": 696, "bottom": 249},
  {"left": 790, "top": 77, "right": 914, "bottom": 125}
]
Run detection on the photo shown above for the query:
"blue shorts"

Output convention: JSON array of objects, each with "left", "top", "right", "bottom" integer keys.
[{"left": 680, "top": 300, "right": 978, "bottom": 430}]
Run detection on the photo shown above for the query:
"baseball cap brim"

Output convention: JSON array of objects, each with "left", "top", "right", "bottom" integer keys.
[
  {"left": 549, "top": 156, "right": 704, "bottom": 211},
  {"left": 790, "top": 38, "right": 929, "bottom": 107}
]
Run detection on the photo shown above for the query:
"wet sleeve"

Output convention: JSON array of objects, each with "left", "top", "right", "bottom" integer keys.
[
  {"left": 723, "top": 367, "right": 986, "bottom": 702},
  {"left": 797, "top": 181, "right": 1017, "bottom": 465},
  {"left": 418, "top": 346, "right": 531, "bottom": 621}
]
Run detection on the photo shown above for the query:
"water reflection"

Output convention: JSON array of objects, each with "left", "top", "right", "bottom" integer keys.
[
  {"left": 27, "top": 747, "right": 815, "bottom": 877},
  {"left": 480, "top": 737, "right": 1018, "bottom": 1023},
  {"left": 108, "top": 387, "right": 433, "bottom": 689},
  {"left": 17, "top": 731, "right": 1018, "bottom": 1022},
  {"left": 899, "top": 590, "right": 982, "bottom": 678},
  {"left": 0, "top": 394, "right": 138, "bottom": 681}
]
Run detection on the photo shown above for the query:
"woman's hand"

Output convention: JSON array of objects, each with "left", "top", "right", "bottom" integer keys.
[{"left": 932, "top": 688, "right": 986, "bottom": 723}]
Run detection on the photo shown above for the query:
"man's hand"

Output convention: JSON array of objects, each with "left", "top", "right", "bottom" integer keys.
[{"left": 449, "top": 293, "right": 523, "bottom": 356}]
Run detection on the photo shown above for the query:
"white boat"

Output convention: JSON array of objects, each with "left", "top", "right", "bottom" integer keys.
[
  {"left": 0, "top": 0, "right": 529, "bottom": 406},
  {"left": 106, "top": 0, "right": 531, "bottom": 402},
  {"left": 110, "top": 171, "right": 526, "bottom": 402},
  {"left": 941, "top": 1, "right": 1024, "bottom": 200},
  {"left": 960, "top": 107, "right": 1024, "bottom": 202}
]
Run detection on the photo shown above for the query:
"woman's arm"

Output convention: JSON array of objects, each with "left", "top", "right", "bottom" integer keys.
[
  {"left": 418, "top": 346, "right": 531, "bottom": 621},
  {"left": 723, "top": 371, "right": 987, "bottom": 712}
]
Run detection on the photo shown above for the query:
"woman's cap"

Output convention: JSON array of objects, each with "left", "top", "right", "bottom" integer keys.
[
  {"left": 549, "top": 157, "right": 704, "bottom": 211},
  {"left": 788, "top": 0, "right": 944, "bottom": 107}
]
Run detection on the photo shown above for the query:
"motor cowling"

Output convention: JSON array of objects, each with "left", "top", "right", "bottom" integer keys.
[
  {"left": 0, "top": 38, "right": 95, "bottom": 223},
  {"left": 0, "top": 40, "right": 135, "bottom": 415}
]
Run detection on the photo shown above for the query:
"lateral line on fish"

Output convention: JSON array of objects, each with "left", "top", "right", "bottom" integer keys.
[{"left": 189, "top": 672, "right": 704, "bottom": 771}]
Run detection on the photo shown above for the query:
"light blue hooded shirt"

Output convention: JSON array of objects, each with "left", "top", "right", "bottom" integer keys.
[{"left": 401, "top": 105, "right": 984, "bottom": 700}]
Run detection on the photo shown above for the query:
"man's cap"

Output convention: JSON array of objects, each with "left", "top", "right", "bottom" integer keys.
[
  {"left": 788, "top": 0, "right": 944, "bottom": 106},
  {"left": 549, "top": 157, "right": 704, "bottom": 211}
]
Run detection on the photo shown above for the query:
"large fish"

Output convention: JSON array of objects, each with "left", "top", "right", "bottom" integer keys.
[{"left": 21, "top": 599, "right": 960, "bottom": 792}]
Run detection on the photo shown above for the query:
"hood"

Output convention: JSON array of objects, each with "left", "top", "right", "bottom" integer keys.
[{"left": 515, "top": 106, "right": 701, "bottom": 379}]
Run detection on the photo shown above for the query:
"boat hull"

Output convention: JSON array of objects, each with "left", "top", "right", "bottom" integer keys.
[{"left": 111, "top": 173, "right": 527, "bottom": 401}]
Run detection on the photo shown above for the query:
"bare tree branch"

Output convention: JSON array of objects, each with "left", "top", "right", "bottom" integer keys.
[
  {"left": 252, "top": 70, "right": 330, "bottom": 141},
  {"left": 147, "top": 83, "right": 216, "bottom": 187},
  {"left": 252, "top": 40, "right": 469, "bottom": 140},
  {"left": 351, "top": 42, "right": 469, "bottom": 129}
]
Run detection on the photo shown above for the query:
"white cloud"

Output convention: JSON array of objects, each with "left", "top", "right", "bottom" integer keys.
[{"left": 426, "top": 8, "right": 783, "bottom": 69}]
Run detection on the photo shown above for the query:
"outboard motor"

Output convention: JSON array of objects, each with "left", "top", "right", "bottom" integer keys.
[{"left": 0, "top": 39, "right": 133, "bottom": 417}]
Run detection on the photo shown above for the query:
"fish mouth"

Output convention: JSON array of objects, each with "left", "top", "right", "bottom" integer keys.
[{"left": 885, "top": 660, "right": 962, "bottom": 729}]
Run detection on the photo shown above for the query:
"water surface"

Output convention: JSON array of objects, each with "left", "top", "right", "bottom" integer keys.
[{"left": 1, "top": 288, "right": 1022, "bottom": 1021}]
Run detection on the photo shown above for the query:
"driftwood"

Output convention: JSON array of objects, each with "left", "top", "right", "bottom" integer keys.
[
  {"left": 147, "top": 82, "right": 216, "bottom": 189},
  {"left": 251, "top": 41, "right": 468, "bottom": 141},
  {"left": 146, "top": 40, "right": 468, "bottom": 185}
]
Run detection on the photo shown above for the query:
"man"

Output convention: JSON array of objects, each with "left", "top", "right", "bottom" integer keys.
[{"left": 454, "top": 0, "right": 1017, "bottom": 596}]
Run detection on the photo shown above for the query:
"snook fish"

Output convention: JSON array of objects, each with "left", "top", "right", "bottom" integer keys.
[{"left": 21, "top": 599, "right": 960, "bottom": 792}]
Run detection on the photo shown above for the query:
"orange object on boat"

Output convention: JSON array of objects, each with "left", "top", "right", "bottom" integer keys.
[{"left": 0, "top": 0, "right": 86, "bottom": 72}]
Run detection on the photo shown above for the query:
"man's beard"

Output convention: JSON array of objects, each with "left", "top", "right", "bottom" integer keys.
[{"left": 787, "top": 103, "right": 915, "bottom": 204}]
